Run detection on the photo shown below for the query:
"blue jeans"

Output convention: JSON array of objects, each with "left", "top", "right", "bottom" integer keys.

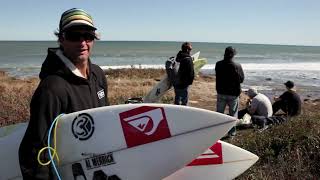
[
  {"left": 174, "top": 87, "right": 189, "bottom": 105},
  {"left": 217, "top": 94, "right": 239, "bottom": 136}
]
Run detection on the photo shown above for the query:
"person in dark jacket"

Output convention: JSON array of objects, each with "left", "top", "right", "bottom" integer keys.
[
  {"left": 273, "top": 80, "right": 301, "bottom": 117},
  {"left": 19, "top": 8, "right": 109, "bottom": 180},
  {"left": 174, "top": 42, "right": 195, "bottom": 105},
  {"left": 215, "top": 46, "right": 244, "bottom": 138}
]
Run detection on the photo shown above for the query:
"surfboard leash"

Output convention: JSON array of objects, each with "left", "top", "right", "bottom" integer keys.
[{"left": 37, "top": 113, "right": 64, "bottom": 180}]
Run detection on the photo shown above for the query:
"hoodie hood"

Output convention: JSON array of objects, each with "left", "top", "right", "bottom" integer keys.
[
  {"left": 39, "top": 48, "right": 96, "bottom": 83},
  {"left": 176, "top": 51, "right": 191, "bottom": 62},
  {"left": 39, "top": 48, "right": 70, "bottom": 80}
]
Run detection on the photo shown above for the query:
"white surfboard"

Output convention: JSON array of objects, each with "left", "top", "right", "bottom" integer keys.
[
  {"left": 0, "top": 123, "right": 26, "bottom": 138},
  {"left": 0, "top": 103, "right": 236, "bottom": 180},
  {"left": 0, "top": 122, "right": 27, "bottom": 180},
  {"left": 143, "top": 51, "right": 204, "bottom": 103},
  {"left": 164, "top": 140, "right": 259, "bottom": 180}
]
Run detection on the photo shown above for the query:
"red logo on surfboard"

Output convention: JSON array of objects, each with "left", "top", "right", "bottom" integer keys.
[
  {"left": 187, "top": 142, "right": 223, "bottom": 166},
  {"left": 119, "top": 106, "right": 171, "bottom": 148}
]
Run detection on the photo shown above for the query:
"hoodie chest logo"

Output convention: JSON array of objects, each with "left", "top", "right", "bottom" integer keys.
[{"left": 97, "top": 89, "right": 105, "bottom": 99}]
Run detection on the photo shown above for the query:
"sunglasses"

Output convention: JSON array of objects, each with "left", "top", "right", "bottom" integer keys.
[{"left": 63, "top": 31, "right": 96, "bottom": 42}]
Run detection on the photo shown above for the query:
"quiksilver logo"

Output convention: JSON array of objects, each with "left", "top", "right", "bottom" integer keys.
[
  {"left": 123, "top": 108, "right": 163, "bottom": 136},
  {"left": 187, "top": 142, "right": 223, "bottom": 166},
  {"left": 197, "top": 148, "right": 220, "bottom": 159},
  {"left": 119, "top": 106, "right": 171, "bottom": 148}
]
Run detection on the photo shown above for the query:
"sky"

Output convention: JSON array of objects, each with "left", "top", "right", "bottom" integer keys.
[{"left": 1, "top": 0, "right": 320, "bottom": 46}]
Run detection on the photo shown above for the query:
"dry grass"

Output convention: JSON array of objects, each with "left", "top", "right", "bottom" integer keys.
[
  {"left": 0, "top": 73, "right": 37, "bottom": 126},
  {"left": 106, "top": 68, "right": 164, "bottom": 104},
  {"left": 234, "top": 112, "right": 320, "bottom": 180},
  {"left": 0, "top": 69, "right": 320, "bottom": 179}
]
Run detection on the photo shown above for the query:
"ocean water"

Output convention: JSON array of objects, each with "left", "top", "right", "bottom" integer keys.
[{"left": 0, "top": 41, "right": 319, "bottom": 98}]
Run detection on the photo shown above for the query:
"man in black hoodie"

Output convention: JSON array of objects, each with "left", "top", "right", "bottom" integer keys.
[
  {"left": 19, "top": 8, "right": 109, "bottom": 179},
  {"left": 215, "top": 46, "right": 244, "bottom": 138},
  {"left": 273, "top": 80, "right": 301, "bottom": 117},
  {"left": 174, "top": 42, "right": 195, "bottom": 105}
]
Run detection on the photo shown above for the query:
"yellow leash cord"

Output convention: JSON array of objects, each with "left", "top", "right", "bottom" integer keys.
[{"left": 37, "top": 114, "right": 64, "bottom": 166}]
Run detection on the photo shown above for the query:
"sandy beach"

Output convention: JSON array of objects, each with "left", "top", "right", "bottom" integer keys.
[{"left": 0, "top": 69, "right": 319, "bottom": 179}]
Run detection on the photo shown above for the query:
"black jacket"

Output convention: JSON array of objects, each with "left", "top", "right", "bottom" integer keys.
[
  {"left": 215, "top": 58, "right": 244, "bottom": 96},
  {"left": 19, "top": 48, "right": 109, "bottom": 179},
  {"left": 279, "top": 90, "right": 301, "bottom": 116},
  {"left": 174, "top": 51, "right": 195, "bottom": 89}
]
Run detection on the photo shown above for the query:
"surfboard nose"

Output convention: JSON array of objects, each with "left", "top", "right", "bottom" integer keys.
[
  {"left": 161, "top": 104, "right": 237, "bottom": 137},
  {"left": 164, "top": 140, "right": 259, "bottom": 180}
]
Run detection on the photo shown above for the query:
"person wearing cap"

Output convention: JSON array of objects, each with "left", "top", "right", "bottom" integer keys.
[
  {"left": 19, "top": 8, "right": 109, "bottom": 179},
  {"left": 237, "top": 88, "right": 273, "bottom": 126},
  {"left": 239, "top": 88, "right": 273, "bottom": 118},
  {"left": 238, "top": 82, "right": 301, "bottom": 131},
  {"left": 173, "top": 42, "right": 195, "bottom": 105},
  {"left": 272, "top": 80, "right": 301, "bottom": 117},
  {"left": 215, "top": 46, "right": 244, "bottom": 138}
]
